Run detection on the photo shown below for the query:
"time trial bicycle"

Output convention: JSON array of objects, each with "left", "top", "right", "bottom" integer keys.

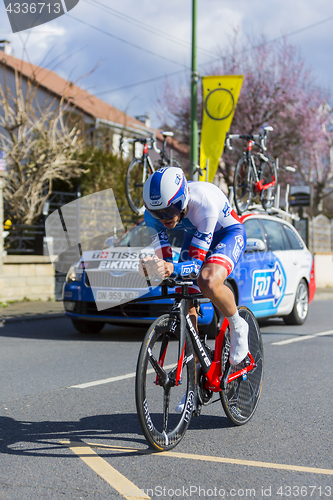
[
  {"left": 121, "top": 132, "right": 181, "bottom": 216},
  {"left": 135, "top": 278, "right": 263, "bottom": 451},
  {"left": 226, "top": 126, "right": 277, "bottom": 214}
]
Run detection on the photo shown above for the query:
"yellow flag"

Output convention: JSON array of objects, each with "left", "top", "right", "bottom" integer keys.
[{"left": 199, "top": 75, "right": 243, "bottom": 182}]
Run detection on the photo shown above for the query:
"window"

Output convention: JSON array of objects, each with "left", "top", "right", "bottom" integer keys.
[
  {"left": 118, "top": 224, "right": 152, "bottom": 247},
  {"left": 244, "top": 218, "right": 265, "bottom": 241},
  {"left": 117, "top": 223, "right": 184, "bottom": 248},
  {"left": 280, "top": 225, "right": 291, "bottom": 250},
  {"left": 283, "top": 225, "right": 304, "bottom": 250},
  {"left": 261, "top": 220, "right": 286, "bottom": 251}
]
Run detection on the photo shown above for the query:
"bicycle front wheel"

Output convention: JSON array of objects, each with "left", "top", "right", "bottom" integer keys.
[
  {"left": 260, "top": 156, "right": 277, "bottom": 210},
  {"left": 233, "top": 156, "right": 253, "bottom": 214},
  {"left": 220, "top": 306, "right": 263, "bottom": 425},
  {"left": 136, "top": 314, "right": 196, "bottom": 451},
  {"left": 125, "top": 158, "right": 153, "bottom": 215}
]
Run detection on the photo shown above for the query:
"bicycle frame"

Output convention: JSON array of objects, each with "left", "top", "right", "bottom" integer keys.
[
  {"left": 140, "top": 144, "right": 155, "bottom": 185},
  {"left": 152, "top": 282, "right": 256, "bottom": 393},
  {"left": 246, "top": 140, "right": 276, "bottom": 195}
]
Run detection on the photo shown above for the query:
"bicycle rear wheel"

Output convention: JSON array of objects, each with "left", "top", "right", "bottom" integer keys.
[
  {"left": 233, "top": 156, "right": 253, "bottom": 214},
  {"left": 220, "top": 306, "right": 263, "bottom": 425},
  {"left": 260, "top": 157, "right": 277, "bottom": 210},
  {"left": 125, "top": 158, "right": 153, "bottom": 215},
  {"left": 136, "top": 314, "right": 196, "bottom": 451}
]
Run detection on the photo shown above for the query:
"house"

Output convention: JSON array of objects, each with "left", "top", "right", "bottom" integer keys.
[{"left": 0, "top": 45, "right": 189, "bottom": 166}]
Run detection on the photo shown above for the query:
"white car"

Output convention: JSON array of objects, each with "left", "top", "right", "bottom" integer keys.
[{"left": 233, "top": 212, "right": 315, "bottom": 324}]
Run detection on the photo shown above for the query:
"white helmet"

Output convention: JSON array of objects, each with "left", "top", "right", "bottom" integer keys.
[{"left": 143, "top": 167, "right": 189, "bottom": 220}]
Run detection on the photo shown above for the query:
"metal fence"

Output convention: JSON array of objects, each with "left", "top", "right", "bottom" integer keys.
[
  {"left": 4, "top": 189, "right": 138, "bottom": 256},
  {"left": 4, "top": 191, "right": 79, "bottom": 255},
  {"left": 4, "top": 223, "right": 45, "bottom": 254},
  {"left": 308, "top": 215, "right": 333, "bottom": 254}
]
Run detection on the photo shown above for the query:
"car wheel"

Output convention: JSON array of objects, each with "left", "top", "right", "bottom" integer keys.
[
  {"left": 71, "top": 319, "right": 105, "bottom": 334},
  {"left": 283, "top": 279, "right": 309, "bottom": 325}
]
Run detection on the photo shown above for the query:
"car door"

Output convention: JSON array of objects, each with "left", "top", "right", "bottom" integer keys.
[
  {"left": 260, "top": 218, "right": 294, "bottom": 314},
  {"left": 281, "top": 222, "right": 313, "bottom": 305},
  {"left": 234, "top": 216, "right": 276, "bottom": 317}
]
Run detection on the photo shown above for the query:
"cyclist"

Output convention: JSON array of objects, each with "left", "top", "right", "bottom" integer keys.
[{"left": 140, "top": 167, "right": 248, "bottom": 372}]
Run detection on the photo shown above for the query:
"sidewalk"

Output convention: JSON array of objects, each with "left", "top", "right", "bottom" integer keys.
[
  {"left": 0, "top": 287, "right": 332, "bottom": 324},
  {"left": 0, "top": 300, "right": 65, "bottom": 324},
  {"left": 313, "top": 287, "right": 333, "bottom": 301}
]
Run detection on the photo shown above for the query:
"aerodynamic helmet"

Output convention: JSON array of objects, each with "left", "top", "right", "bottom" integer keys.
[{"left": 143, "top": 167, "right": 189, "bottom": 220}]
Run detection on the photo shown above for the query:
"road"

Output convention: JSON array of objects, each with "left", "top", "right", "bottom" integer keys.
[{"left": 0, "top": 299, "right": 332, "bottom": 499}]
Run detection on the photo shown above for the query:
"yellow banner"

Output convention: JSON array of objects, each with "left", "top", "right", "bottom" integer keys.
[{"left": 199, "top": 75, "right": 243, "bottom": 182}]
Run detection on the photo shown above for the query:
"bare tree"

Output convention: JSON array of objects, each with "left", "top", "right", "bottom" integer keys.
[
  {"left": 295, "top": 103, "right": 333, "bottom": 213},
  {"left": 0, "top": 68, "right": 87, "bottom": 224}
]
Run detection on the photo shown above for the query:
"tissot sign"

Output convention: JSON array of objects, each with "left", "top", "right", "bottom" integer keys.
[{"left": 3, "top": 0, "right": 80, "bottom": 33}]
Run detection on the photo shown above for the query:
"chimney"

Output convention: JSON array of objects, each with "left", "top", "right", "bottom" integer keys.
[
  {"left": 0, "top": 40, "right": 13, "bottom": 55},
  {"left": 135, "top": 114, "right": 151, "bottom": 128}
]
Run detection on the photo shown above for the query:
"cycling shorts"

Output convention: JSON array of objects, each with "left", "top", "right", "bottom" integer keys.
[{"left": 177, "top": 224, "right": 246, "bottom": 293}]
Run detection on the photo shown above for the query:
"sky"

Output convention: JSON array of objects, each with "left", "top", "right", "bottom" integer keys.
[{"left": 0, "top": 0, "right": 332, "bottom": 130}]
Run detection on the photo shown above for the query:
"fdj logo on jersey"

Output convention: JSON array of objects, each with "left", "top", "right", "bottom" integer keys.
[
  {"left": 232, "top": 235, "right": 244, "bottom": 261},
  {"left": 251, "top": 261, "right": 286, "bottom": 307},
  {"left": 194, "top": 230, "right": 212, "bottom": 245}
]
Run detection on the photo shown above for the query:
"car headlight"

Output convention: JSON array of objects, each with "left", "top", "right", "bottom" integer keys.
[{"left": 66, "top": 265, "right": 83, "bottom": 283}]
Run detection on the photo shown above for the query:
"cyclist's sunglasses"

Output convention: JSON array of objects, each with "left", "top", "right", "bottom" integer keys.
[{"left": 145, "top": 204, "right": 181, "bottom": 220}]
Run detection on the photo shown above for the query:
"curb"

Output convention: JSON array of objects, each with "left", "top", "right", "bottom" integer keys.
[
  {"left": 313, "top": 293, "right": 333, "bottom": 301},
  {"left": 313, "top": 288, "right": 333, "bottom": 301},
  {"left": 0, "top": 312, "right": 65, "bottom": 325}
]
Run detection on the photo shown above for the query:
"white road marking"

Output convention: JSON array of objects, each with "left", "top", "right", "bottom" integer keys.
[
  {"left": 69, "top": 364, "right": 175, "bottom": 389},
  {"left": 272, "top": 329, "right": 333, "bottom": 345},
  {"left": 69, "top": 328, "right": 333, "bottom": 388}
]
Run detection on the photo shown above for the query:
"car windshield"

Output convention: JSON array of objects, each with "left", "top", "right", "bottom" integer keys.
[{"left": 116, "top": 222, "right": 183, "bottom": 248}]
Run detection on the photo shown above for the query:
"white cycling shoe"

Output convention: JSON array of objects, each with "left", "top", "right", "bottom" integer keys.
[
  {"left": 175, "top": 393, "right": 187, "bottom": 413},
  {"left": 229, "top": 316, "right": 249, "bottom": 365}
]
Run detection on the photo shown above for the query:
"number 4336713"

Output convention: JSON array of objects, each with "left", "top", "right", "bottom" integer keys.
[
  {"left": 276, "top": 485, "right": 332, "bottom": 497},
  {"left": 5, "top": 3, "right": 61, "bottom": 14}
]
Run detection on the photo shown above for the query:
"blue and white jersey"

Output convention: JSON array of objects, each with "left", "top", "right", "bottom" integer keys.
[{"left": 145, "top": 182, "right": 243, "bottom": 278}]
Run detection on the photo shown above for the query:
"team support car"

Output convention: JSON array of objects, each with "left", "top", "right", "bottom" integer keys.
[{"left": 63, "top": 213, "right": 315, "bottom": 334}]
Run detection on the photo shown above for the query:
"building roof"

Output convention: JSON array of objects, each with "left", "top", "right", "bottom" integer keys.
[
  {"left": 0, "top": 51, "right": 189, "bottom": 156},
  {"left": 0, "top": 52, "right": 151, "bottom": 134}
]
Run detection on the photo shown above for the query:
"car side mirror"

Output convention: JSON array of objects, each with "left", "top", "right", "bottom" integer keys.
[
  {"left": 104, "top": 236, "right": 117, "bottom": 248},
  {"left": 245, "top": 238, "right": 266, "bottom": 252}
]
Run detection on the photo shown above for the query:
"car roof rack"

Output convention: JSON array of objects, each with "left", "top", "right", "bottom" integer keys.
[
  {"left": 229, "top": 184, "right": 299, "bottom": 222},
  {"left": 241, "top": 204, "right": 299, "bottom": 221}
]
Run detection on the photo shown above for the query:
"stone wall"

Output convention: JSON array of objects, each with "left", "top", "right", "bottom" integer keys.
[
  {"left": 1, "top": 255, "right": 55, "bottom": 302},
  {"left": 314, "top": 253, "right": 333, "bottom": 288}
]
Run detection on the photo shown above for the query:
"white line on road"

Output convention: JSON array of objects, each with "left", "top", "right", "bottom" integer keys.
[
  {"left": 69, "top": 364, "right": 175, "bottom": 389},
  {"left": 69, "top": 328, "right": 333, "bottom": 388},
  {"left": 272, "top": 329, "right": 333, "bottom": 346}
]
